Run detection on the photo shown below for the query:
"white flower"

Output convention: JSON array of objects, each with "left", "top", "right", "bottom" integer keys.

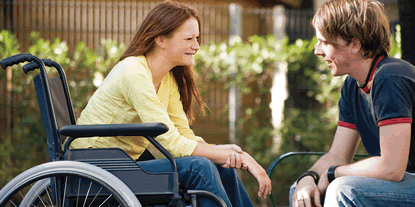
[
  {"left": 109, "top": 46, "right": 117, "bottom": 56},
  {"left": 295, "top": 39, "right": 303, "bottom": 47},
  {"left": 220, "top": 43, "right": 227, "bottom": 51},
  {"left": 261, "top": 49, "right": 269, "bottom": 59},
  {"left": 93, "top": 72, "right": 103, "bottom": 87},
  {"left": 54, "top": 47, "right": 62, "bottom": 55}
]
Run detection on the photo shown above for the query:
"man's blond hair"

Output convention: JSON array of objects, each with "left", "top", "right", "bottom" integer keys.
[{"left": 312, "top": 0, "right": 391, "bottom": 58}]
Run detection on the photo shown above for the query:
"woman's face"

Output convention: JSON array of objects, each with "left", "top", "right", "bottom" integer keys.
[{"left": 164, "top": 17, "right": 200, "bottom": 67}]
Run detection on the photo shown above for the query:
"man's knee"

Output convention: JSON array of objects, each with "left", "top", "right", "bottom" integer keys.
[
  {"left": 289, "top": 182, "right": 297, "bottom": 207},
  {"left": 325, "top": 176, "right": 359, "bottom": 205}
]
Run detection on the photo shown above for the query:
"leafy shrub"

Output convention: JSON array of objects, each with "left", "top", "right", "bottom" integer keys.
[{"left": 0, "top": 30, "right": 126, "bottom": 189}]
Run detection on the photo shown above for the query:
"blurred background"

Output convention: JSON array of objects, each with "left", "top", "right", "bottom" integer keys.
[{"left": 0, "top": 0, "right": 406, "bottom": 206}]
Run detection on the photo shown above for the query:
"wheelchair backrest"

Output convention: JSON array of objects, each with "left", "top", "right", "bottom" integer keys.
[{"left": 33, "top": 66, "right": 76, "bottom": 161}]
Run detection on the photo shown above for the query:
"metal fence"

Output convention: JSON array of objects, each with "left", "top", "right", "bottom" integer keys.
[
  {"left": 1, "top": 0, "right": 231, "bottom": 52},
  {"left": 0, "top": 0, "right": 317, "bottom": 51},
  {"left": 242, "top": 8, "right": 315, "bottom": 41},
  {"left": 0, "top": 0, "right": 316, "bottom": 144}
]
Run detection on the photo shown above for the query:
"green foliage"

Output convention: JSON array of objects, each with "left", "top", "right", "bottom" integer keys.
[
  {"left": 0, "top": 30, "right": 20, "bottom": 80},
  {"left": 0, "top": 30, "right": 126, "bottom": 189},
  {"left": 0, "top": 30, "right": 20, "bottom": 58},
  {"left": 195, "top": 35, "right": 286, "bottom": 205}
]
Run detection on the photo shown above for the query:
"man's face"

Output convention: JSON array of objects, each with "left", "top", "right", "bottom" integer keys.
[{"left": 314, "top": 28, "right": 353, "bottom": 76}]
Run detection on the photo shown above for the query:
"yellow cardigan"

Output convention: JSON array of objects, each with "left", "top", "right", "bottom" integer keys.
[{"left": 70, "top": 56, "right": 204, "bottom": 160}]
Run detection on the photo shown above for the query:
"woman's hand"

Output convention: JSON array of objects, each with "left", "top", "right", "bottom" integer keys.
[
  {"left": 292, "top": 176, "right": 322, "bottom": 207},
  {"left": 215, "top": 144, "right": 248, "bottom": 170},
  {"left": 214, "top": 144, "right": 243, "bottom": 153},
  {"left": 240, "top": 152, "right": 272, "bottom": 199}
]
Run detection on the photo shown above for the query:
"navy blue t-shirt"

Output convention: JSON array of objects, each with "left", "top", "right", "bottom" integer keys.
[{"left": 338, "top": 57, "right": 415, "bottom": 169}]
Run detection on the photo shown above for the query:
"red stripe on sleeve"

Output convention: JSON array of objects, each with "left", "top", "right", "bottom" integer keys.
[
  {"left": 378, "top": 118, "right": 412, "bottom": 127},
  {"left": 338, "top": 121, "right": 357, "bottom": 129}
]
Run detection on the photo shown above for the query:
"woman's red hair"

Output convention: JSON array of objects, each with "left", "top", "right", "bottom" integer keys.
[{"left": 119, "top": 0, "right": 206, "bottom": 125}]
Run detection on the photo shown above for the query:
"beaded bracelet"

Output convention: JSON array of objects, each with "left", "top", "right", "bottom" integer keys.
[{"left": 296, "top": 170, "right": 320, "bottom": 185}]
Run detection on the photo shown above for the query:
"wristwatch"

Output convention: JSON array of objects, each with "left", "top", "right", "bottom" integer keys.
[{"left": 327, "top": 165, "right": 339, "bottom": 183}]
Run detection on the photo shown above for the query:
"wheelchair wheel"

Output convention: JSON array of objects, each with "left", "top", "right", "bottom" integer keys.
[{"left": 0, "top": 161, "right": 141, "bottom": 207}]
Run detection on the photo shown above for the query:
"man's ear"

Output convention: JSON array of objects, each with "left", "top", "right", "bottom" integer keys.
[
  {"left": 154, "top": 36, "right": 167, "bottom": 49},
  {"left": 350, "top": 38, "right": 362, "bottom": 54}
]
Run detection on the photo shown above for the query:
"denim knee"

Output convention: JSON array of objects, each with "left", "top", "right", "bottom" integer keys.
[
  {"left": 216, "top": 165, "right": 237, "bottom": 178},
  {"left": 289, "top": 182, "right": 297, "bottom": 207},
  {"left": 187, "top": 156, "right": 217, "bottom": 173},
  {"left": 325, "top": 176, "right": 359, "bottom": 206}
]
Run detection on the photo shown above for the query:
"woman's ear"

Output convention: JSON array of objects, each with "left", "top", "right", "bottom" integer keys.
[{"left": 154, "top": 36, "right": 167, "bottom": 49}]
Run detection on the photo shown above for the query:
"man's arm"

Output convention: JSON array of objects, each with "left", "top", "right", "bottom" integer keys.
[
  {"left": 309, "top": 126, "right": 361, "bottom": 175},
  {"left": 335, "top": 123, "right": 411, "bottom": 181},
  {"left": 293, "top": 126, "right": 360, "bottom": 207}
]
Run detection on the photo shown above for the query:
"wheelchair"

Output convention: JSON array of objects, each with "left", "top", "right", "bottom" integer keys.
[{"left": 0, "top": 54, "right": 226, "bottom": 207}]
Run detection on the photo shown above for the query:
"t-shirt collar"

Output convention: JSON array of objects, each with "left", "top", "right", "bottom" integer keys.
[{"left": 359, "top": 55, "right": 384, "bottom": 93}]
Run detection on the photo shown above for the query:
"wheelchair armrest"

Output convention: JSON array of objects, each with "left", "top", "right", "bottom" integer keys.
[
  {"left": 60, "top": 122, "right": 178, "bottom": 177},
  {"left": 59, "top": 122, "right": 168, "bottom": 138}
]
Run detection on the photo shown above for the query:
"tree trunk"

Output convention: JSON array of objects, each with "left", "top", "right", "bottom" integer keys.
[{"left": 398, "top": 0, "right": 415, "bottom": 65}]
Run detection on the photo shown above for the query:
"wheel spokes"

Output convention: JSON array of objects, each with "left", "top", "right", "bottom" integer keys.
[{"left": 98, "top": 194, "right": 113, "bottom": 207}]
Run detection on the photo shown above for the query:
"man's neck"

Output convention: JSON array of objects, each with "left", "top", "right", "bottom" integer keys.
[{"left": 348, "top": 58, "right": 375, "bottom": 86}]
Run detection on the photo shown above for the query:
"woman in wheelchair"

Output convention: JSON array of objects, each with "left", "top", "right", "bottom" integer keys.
[{"left": 69, "top": 0, "right": 271, "bottom": 206}]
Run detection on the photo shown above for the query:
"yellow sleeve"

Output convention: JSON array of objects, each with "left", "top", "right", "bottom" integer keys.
[
  {"left": 120, "top": 58, "right": 199, "bottom": 157},
  {"left": 167, "top": 77, "right": 205, "bottom": 143}
]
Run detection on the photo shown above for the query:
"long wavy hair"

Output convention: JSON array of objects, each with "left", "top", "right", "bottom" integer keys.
[{"left": 119, "top": 0, "right": 206, "bottom": 125}]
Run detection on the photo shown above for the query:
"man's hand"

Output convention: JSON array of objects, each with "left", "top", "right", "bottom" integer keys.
[
  {"left": 317, "top": 170, "right": 330, "bottom": 196},
  {"left": 292, "top": 176, "right": 322, "bottom": 207},
  {"left": 215, "top": 144, "right": 248, "bottom": 170},
  {"left": 240, "top": 152, "right": 272, "bottom": 199}
]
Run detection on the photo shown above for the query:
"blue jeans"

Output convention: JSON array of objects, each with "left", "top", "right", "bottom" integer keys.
[
  {"left": 138, "top": 156, "right": 254, "bottom": 207},
  {"left": 289, "top": 172, "right": 415, "bottom": 207}
]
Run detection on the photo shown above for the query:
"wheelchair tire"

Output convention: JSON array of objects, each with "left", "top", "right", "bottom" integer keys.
[
  {"left": 0, "top": 161, "right": 141, "bottom": 207},
  {"left": 19, "top": 178, "right": 50, "bottom": 207}
]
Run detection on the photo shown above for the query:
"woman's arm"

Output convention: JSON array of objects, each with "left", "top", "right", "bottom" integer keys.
[
  {"left": 192, "top": 142, "right": 272, "bottom": 198},
  {"left": 167, "top": 78, "right": 205, "bottom": 143}
]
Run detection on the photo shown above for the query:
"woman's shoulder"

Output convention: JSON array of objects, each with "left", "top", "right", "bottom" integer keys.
[{"left": 117, "top": 56, "right": 151, "bottom": 76}]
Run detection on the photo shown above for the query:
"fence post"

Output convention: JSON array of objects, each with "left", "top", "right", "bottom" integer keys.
[
  {"left": 6, "top": 67, "right": 12, "bottom": 169},
  {"left": 271, "top": 5, "right": 288, "bottom": 154},
  {"left": 228, "top": 3, "right": 242, "bottom": 145},
  {"left": 273, "top": 5, "right": 286, "bottom": 40}
]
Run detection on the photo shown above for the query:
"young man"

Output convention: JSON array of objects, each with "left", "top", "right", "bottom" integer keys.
[{"left": 290, "top": 0, "right": 415, "bottom": 206}]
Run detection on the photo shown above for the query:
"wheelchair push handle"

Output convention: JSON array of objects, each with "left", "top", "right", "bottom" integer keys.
[
  {"left": 0, "top": 53, "right": 33, "bottom": 69},
  {"left": 22, "top": 59, "right": 53, "bottom": 74}
]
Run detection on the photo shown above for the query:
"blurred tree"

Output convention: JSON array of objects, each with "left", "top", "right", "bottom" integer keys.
[{"left": 398, "top": 0, "right": 415, "bottom": 65}]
